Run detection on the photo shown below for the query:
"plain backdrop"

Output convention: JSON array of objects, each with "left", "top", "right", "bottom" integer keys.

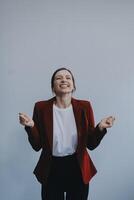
[{"left": 1, "top": 0, "right": 134, "bottom": 199}]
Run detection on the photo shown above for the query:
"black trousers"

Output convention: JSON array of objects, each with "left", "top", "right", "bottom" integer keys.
[{"left": 41, "top": 153, "right": 89, "bottom": 200}]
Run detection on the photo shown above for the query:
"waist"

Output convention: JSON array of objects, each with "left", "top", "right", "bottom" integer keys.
[{"left": 52, "top": 152, "right": 77, "bottom": 161}]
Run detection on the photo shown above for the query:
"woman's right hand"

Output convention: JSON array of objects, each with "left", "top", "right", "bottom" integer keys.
[{"left": 19, "top": 113, "right": 34, "bottom": 127}]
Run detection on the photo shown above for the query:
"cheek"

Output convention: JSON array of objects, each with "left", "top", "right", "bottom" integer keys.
[
  {"left": 53, "top": 82, "right": 61, "bottom": 92},
  {"left": 70, "top": 82, "right": 74, "bottom": 88},
  {"left": 53, "top": 81, "right": 58, "bottom": 88}
]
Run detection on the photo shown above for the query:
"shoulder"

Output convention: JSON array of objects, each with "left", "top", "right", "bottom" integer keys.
[
  {"left": 72, "top": 98, "right": 92, "bottom": 108},
  {"left": 34, "top": 97, "right": 55, "bottom": 110}
]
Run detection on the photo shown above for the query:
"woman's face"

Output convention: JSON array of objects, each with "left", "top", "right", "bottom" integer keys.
[{"left": 53, "top": 70, "right": 74, "bottom": 95}]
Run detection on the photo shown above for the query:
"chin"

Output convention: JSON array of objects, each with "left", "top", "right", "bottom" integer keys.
[{"left": 56, "top": 90, "right": 72, "bottom": 95}]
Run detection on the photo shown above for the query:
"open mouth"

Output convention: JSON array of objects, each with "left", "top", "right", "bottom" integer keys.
[{"left": 60, "top": 84, "right": 69, "bottom": 87}]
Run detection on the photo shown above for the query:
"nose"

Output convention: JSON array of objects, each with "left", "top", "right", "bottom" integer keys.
[
  {"left": 61, "top": 77, "right": 67, "bottom": 82},
  {"left": 61, "top": 79, "right": 65, "bottom": 83}
]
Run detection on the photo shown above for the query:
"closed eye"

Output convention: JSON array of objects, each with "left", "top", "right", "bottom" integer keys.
[{"left": 56, "top": 77, "right": 61, "bottom": 80}]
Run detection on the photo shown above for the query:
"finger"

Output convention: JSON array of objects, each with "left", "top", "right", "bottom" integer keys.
[
  {"left": 19, "top": 115, "right": 27, "bottom": 122},
  {"left": 106, "top": 121, "right": 111, "bottom": 125},
  {"left": 23, "top": 113, "right": 29, "bottom": 118},
  {"left": 19, "top": 116, "right": 30, "bottom": 125},
  {"left": 20, "top": 114, "right": 29, "bottom": 121},
  {"left": 107, "top": 116, "right": 115, "bottom": 123},
  {"left": 110, "top": 117, "right": 115, "bottom": 124},
  {"left": 19, "top": 120, "right": 26, "bottom": 126},
  {"left": 107, "top": 116, "right": 113, "bottom": 121},
  {"left": 109, "top": 116, "right": 115, "bottom": 121},
  {"left": 19, "top": 113, "right": 29, "bottom": 118},
  {"left": 19, "top": 112, "right": 26, "bottom": 116},
  {"left": 20, "top": 119, "right": 29, "bottom": 126},
  {"left": 107, "top": 120, "right": 114, "bottom": 127},
  {"left": 19, "top": 118, "right": 26, "bottom": 124}
]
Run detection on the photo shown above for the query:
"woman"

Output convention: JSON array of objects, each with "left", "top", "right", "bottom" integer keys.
[{"left": 19, "top": 67, "right": 115, "bottom": 200}]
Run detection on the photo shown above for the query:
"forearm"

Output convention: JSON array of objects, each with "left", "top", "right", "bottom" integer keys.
[
  {"left": 86, "top": 124, "right": 107, "bottom": 150},
  {"left": 25, "top": 125, "right": 42, "bottom": 151}
]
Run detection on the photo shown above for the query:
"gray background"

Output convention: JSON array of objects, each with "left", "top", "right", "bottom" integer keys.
[{"left": 1, "top": 0, "right": 134, "bottom": 199}]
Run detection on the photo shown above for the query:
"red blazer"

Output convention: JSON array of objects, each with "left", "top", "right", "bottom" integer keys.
[{"left": 25, "top": 97, "right": 107, "bottom": 185}]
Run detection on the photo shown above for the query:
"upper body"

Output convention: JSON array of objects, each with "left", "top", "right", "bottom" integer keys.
[
  {"left": 19, "top": 67, "right": 115, "bottom": 184},
  {"left": 25, "top": 97, "right": 107, "bottom": 153}
]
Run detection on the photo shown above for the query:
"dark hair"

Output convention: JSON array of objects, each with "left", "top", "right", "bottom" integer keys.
[{"left": 51, "top": 67, "right": 76, "bottom": 92}]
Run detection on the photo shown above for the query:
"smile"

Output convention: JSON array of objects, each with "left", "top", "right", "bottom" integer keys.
[{"left": 60, "top": 84, "right": 69, "bottom": 87}]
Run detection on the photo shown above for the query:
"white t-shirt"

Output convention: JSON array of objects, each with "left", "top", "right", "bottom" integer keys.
[{"left": 52, "top": 104, "right": 78, "bottom": 156}]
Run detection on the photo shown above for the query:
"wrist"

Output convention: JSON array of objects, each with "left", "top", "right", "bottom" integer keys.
[
  {"left": 26, "top": 121, "right": 34, "bottom": 128},
  {"left": 98, "top": 123, "right": 104, "bottom": 131},
  {"left": 30, "top": 122, "right": 34, "bottom": 128}
]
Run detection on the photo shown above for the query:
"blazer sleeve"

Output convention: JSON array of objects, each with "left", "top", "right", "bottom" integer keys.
[
  {"left": 25, "top": 103, "right": 42, "bottom": 151},
  {"left": 86, "top": 102, "right": 107, "bottom": 150}
]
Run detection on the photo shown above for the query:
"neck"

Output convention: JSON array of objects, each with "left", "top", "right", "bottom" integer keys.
[{"left": 55, "top": 94, "right": 72, "bottom": 108}]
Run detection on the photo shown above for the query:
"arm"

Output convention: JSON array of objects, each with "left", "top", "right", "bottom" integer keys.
[
  {"left": 87, "top": 124, "right": 107, "bottom": 150},
  {"left": 86, "top": 102, "right": 107, "bottom": 150},
  {"left": 25, "top": 103, "right": 42, "bottom": 151}
]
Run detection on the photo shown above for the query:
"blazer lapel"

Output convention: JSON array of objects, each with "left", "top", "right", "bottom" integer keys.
[
  {"left": 44, "top": 97, "right": 55, "bottom": 152},
  {"left": 71, "top": 98, "right": 83, "bottom": 151}
]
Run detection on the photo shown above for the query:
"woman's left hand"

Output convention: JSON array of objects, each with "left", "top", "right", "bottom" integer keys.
[{"left": 98, "top": 116, "right": 115, "bottom": 131}]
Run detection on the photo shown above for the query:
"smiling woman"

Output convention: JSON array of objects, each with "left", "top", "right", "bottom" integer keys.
[
  {"left": 51, "top": 68, "right": 76, "bottom": 95},
  {"left": 51, "top": 68, "right": 76, "bottom": 107},
  {"left": 19, "top": 67, "right": 115, "bottom": 200}
]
